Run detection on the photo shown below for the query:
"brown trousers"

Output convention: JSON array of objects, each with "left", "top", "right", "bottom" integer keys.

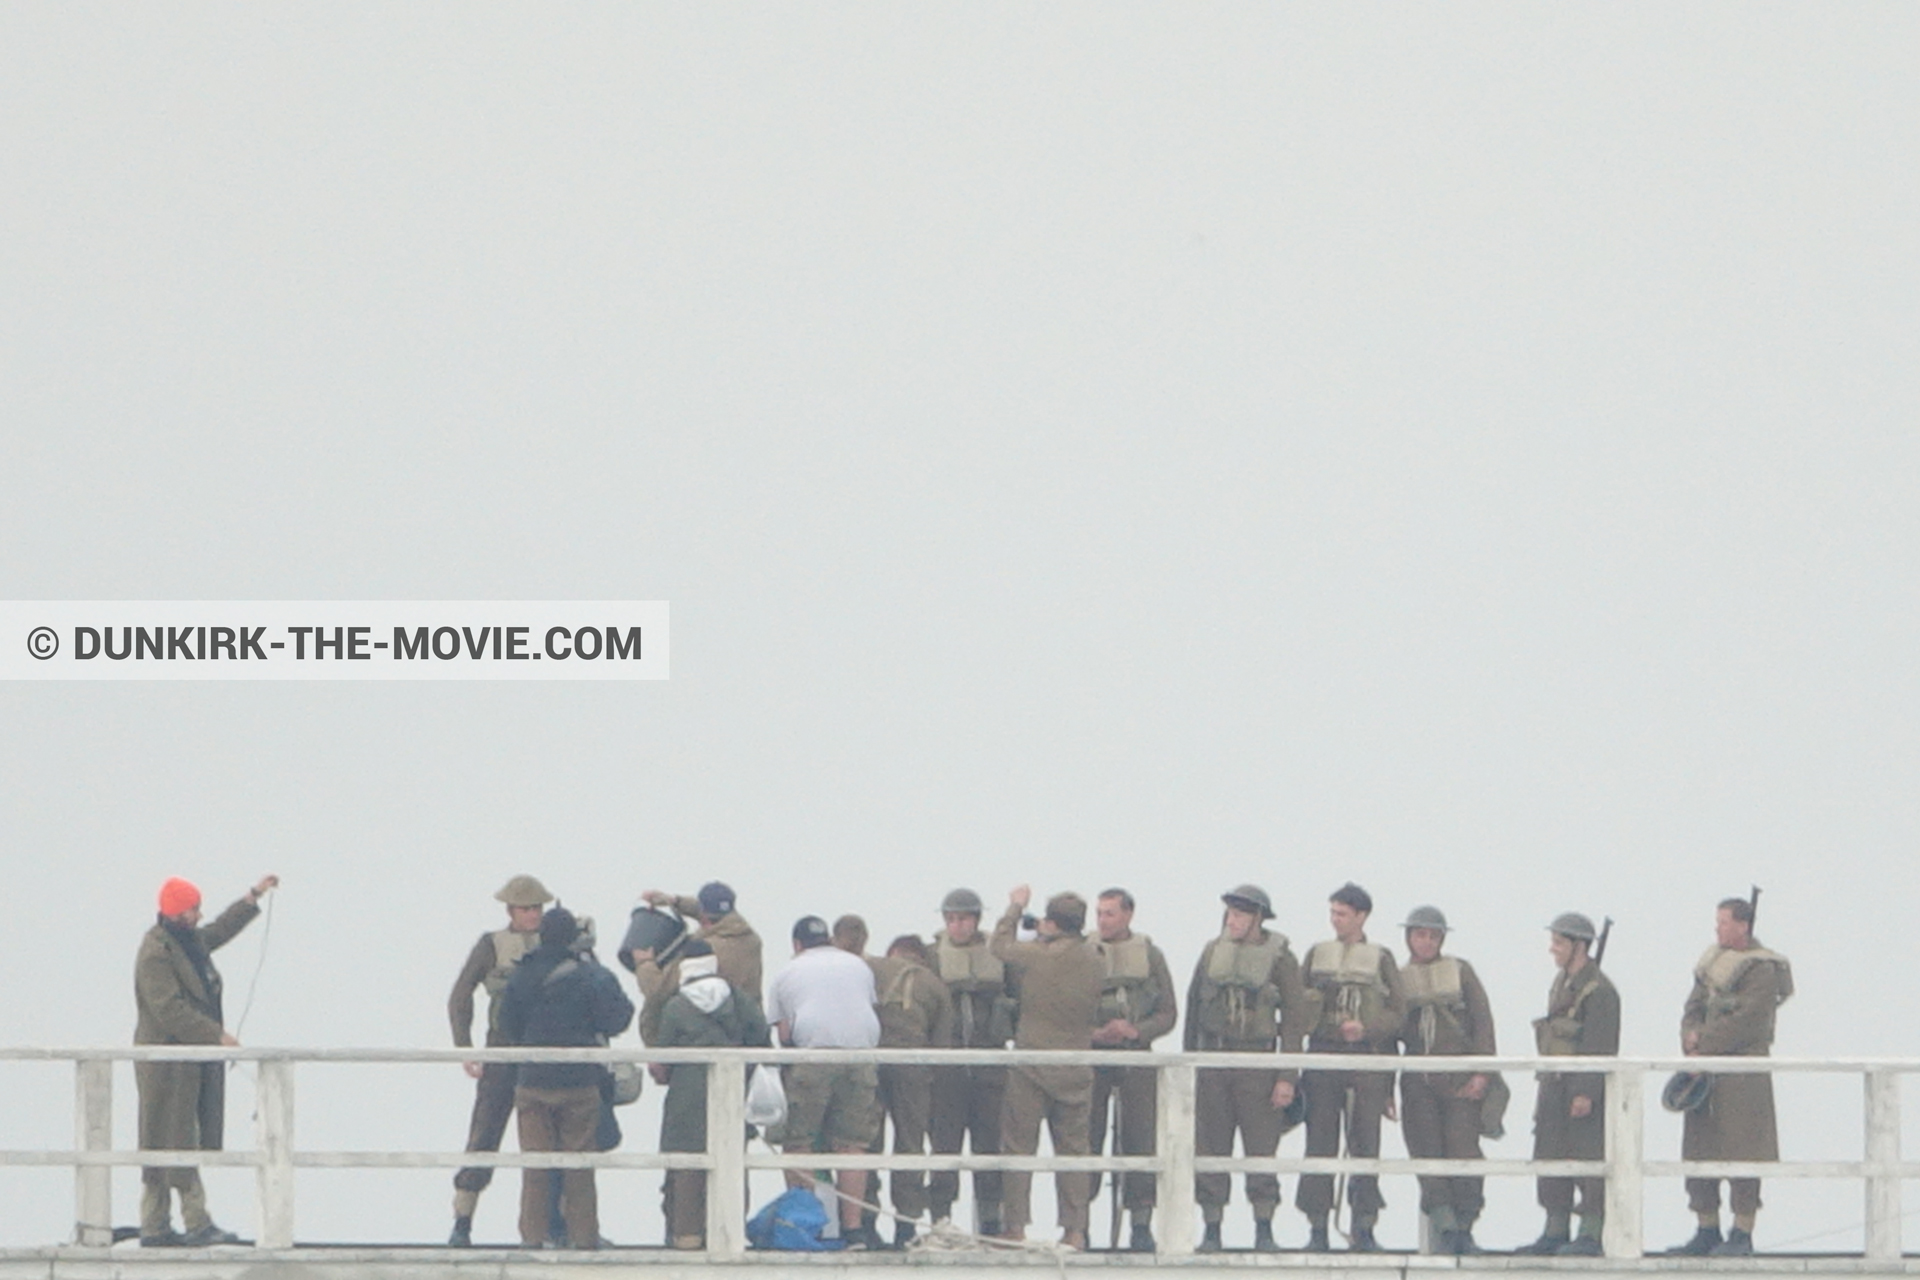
[
  {"left": 1090, "top": 1062, "right": 1158, "bottom": 1211},
  {"left": 929, "top": 1064, "right": 1005, "bottom": 1221},
  {"left": 1688, "top": 1178, "right": 1762, "bottom": 1216},
  {"left": 1194, "top": 1066, "right": 1284, "bottom": 1218},
  {"left": 879, "top": 1064, "right": 934, "bottom": 1220},
  {"left": 1297, "top": 1066, "right": 1392, "bottom": 1224},
  {"left": 1400, "top": 1072, "right": 1485, "bottom": 1224},
  {"left": 455, "top": 1062, "right": 518, "bottom": 1200},
  {"left": 514, "top": 1084, "right": 600, "bottom": 1248},
  {"left": 1000, "top": 1064, "right": 1094, "bottom": 1234}
]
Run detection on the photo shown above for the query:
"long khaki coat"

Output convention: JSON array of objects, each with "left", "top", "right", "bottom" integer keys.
[
  {"left": 133, "top": 897, "right": 259, "bottom": 1151},
  {"left": 1680, "top": 943, "right": 1790, "bottom": 1161}
]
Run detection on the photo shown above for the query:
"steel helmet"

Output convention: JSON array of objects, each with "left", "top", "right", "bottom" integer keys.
[
  {"left": 940, "top": 888, "right": 984, "bottom": 916},
  {"left": 1401, "top": 905, "right": 1451, "bottom": 932},
  {"left": 1221, "top": 884, "right": 1274, "bottom": 920},
  {"left": 1662, "top": 1071, "right": 1714, "bottom": 1114},
  {"left": 495, "top": 874, "right": 554, "bottom": 908},
  {"left": 1547, "top": 912, "right": 1597, "bottom": 941}
]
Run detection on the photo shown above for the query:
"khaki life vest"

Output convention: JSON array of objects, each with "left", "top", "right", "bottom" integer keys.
[
  {"left": 1695, "top": 942, "right": 1794, "bottom": 1019},
  {"left": 483, "top": 927, "right": 539, "bottom": 1033},
  {"left": 1196, "top": 930, "right": 1288, "bottom": 1048},
  {"left": 1093, "top": 934, "right": 1157, "bottom": 1026},
  {"left": 877, "top": 961, "right": 934, "bottom": 1046},
  {"left": 1402, "top": 955, "right": 1468, "bottom": 1055},
  {"left": 935, "top": 934, "right": 1013, "bottom": 1047},
  {"left": 1305, "top": 939, "right": 1389, "bottom": 1037},
  {"left": 1533, "top": 965, "right": 1603, "bottom": 1056}
]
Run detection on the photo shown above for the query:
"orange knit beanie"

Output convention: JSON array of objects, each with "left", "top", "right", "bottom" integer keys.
[{"left": 158, "top": 877, "right": 201, "bottom": 917}]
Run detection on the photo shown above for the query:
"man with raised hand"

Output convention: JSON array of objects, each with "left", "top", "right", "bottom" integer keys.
[
  {"left": 134, "top": 872, "right": 278, "bottom": 1248},
  {"left": 991, "top": 885, "right": 1105, "bottom": 1250}
]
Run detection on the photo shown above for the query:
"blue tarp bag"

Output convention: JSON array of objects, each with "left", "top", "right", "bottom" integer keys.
[{"left": 747, "top": 1185, "right": 841, "bottom": 1251}]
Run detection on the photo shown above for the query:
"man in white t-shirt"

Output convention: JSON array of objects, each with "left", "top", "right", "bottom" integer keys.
[{"left": 766, "top": 916, "right": 884, "bottom": 1250}]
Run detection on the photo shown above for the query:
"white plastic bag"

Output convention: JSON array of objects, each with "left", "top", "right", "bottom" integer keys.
[{"left": 744, "top": 1063, "right": 787, "bottom": 1129}]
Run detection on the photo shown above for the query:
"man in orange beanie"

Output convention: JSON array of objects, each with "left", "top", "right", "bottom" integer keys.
[{"left": 134, "top": 873, "right": 279, "bottom": 1247}]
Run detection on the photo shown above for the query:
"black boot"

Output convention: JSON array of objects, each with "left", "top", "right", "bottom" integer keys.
[
  {"left": 1666, "top": 1226, "right": 1722, "bottom": 1255},
  {"left": 1197, "top": 1222, "right": 1223, "bottom": 1253},
  {"left": 1450, "top": 1228, "right": 1483, "bottom": 1255},
  {"left": 448, "top": 1216, "right": 473, "bottom": 1248},
  {"left": 1129, "top": 1223, "right": 1156, "bottom": 1253},
  {"left": 1517, "top": 1231, "right": 1570, "bottom": 1255},
  {"left": 1711, "top": 1228, "right": 1754, "bottom": 1257},
  {"left": 1305, "top": 1224, "right": 1331, "bottom": 1252},
  {"left": 894, "top": 1220, "right": 917, "bottom": 1249},
  {"left": 1557, "top": 1236, "right": 1604, "bottom": 1257},
  {"left": 1349, "top": 1226, "right": 1381, "bottom": 1253},
  {"left": 1253, "top": 1218, "right": 1280, "bottom": 1253}
]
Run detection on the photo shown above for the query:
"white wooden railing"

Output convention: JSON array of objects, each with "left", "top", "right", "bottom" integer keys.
[{"left": 0, "top": 1047, "right": 1906, "bottom": 1261}]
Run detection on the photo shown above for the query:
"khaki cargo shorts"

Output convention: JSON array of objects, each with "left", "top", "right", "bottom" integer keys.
[{"left": 782, "top": 1062, "right": 882, "bottom": 1150}]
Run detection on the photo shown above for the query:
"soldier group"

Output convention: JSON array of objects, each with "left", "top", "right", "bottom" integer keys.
[{"left": 128, "top": 871, "right": 1792, "bottom": 1257}]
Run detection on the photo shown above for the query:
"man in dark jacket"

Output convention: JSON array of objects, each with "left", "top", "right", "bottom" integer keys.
[
  {"left": 497, "top": 907, "right": 634, "bottom": 1250},
  {"left": 133, "top": 873, "right": 277, "bottom": 1248},
  {"left": 651, "top": 940, "right": 770, "bottom": 1249}
]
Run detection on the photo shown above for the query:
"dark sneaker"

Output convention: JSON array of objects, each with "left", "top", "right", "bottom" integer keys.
[
  {"left": 177, "top": 1224, "right": 243, "bottom": 1247},
  {"left": 1557, "top": 1236, "right": 1604, "bottom": 1257},
  {"left": 1254, "top": 1219, "right": 1280, "bottom": 1253},
  {"left": 843, "top": 1224, "right": 886, "bottom": 1252},
  {"left": 1349, "top": 1227, "right": 1381, "bottom": 1253},
  {"left": 1129, "top": 1224, "right": 1156, "bottom": 1253},
  {"left": 1517, "top": 1233, "right": 1570, "bottom": 1255},
  {"left": 1305, "top": 1225, "right": 1331, "bottom": 1253},
  {"left": 1711, "top": 1229, "right": 1754, "bottom": 1257},
  {"left": 448, "top": 1216, "right": 473, "bottom": 1248},
  {"left": 139, "top": 1229, "right": 184, "bottom": 1248}
]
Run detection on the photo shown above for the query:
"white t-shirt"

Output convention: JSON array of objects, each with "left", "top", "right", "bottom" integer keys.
[{"left": 766, "top": 945, "right": 880, "bottom": 1048}]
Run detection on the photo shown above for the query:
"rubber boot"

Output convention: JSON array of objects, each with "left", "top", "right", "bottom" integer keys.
[
  {"left": 1712, "top": 1228, "right": 1754, "bottom": 1257},
  {"left": 1668, "top": 1226, "right": 1722, "bottom": 1255}
]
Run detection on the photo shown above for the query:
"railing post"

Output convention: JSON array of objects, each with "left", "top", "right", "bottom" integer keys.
[
  {"left": 1155, "top": 1061, "right": 1196, "bottom": 1258},
  {"left": 73, "top": 1059, "right": 112, "bottom": 1247},
  {"left": 254, "top": 1059, "right": 296, "bottom": 1249},
  {"left": 1602, "top": 1062, "right": 1644, "bottom": 1259},
  {"left": 1864, "top": 1068, "right": 1902, "bottom": 1260},
  {"left": 707, "top": 1057, "right": 748, "bottom": 1260}
]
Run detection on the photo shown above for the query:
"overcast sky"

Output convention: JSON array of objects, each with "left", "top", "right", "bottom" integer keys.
[{"left": 2, "top": 2, "right": 1916, "bottom": 1253}]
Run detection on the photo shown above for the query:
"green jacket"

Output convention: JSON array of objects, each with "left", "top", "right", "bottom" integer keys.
[
  {"left": 133, "top": 896, "right": 259, "bottom": 1151},
  {"left": 653, "top": 981, "right": 770, "bottom": 1153}
]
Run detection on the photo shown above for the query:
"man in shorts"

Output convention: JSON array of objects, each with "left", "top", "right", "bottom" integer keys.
[{"left": 766, "top": 915, "right": 885, "bottom": 1250}]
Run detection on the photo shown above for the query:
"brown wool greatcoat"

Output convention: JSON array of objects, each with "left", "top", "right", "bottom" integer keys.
[
  {"left": 1680, "top": 942, "right": 1791, "bottom": 1162},
  {"left": 133, "top": 897, "right": 260, "bottom": 1152}
]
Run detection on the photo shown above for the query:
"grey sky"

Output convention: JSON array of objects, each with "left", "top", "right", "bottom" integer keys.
[{"left": 2, "top": 3, "right": 1916, "bottom": 1252}]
